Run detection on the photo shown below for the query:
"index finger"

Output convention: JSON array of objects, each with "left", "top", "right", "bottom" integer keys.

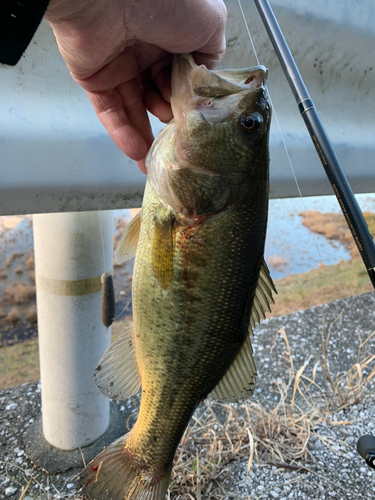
[{"left": 87, "top": 79, "right": 152, "bottom": 172}]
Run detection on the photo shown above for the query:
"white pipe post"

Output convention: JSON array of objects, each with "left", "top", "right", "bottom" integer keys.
[{"left": 33, "top": 211, "right": 114, "bottom": 450}]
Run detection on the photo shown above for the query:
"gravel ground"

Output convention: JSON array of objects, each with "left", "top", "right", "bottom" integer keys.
[
  {"left": 226, "top": 398, "right": 375, "bottom": 499},
  {"left": 1, "top": 291, "right": 375, "bottom": 499}
]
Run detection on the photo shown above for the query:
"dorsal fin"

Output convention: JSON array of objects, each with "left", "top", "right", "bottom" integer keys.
[
  {"left": 94, "top": 325, "right": 141, "bottom": 400},
  {"left": 209, "top": 260, "right": 276, "bottom": 402},
  {"left": 115, "top": 210, "right": 142, "bottom": 264},
  {"left": 250, "top": 259, "right": 277, "bottom": 328}
]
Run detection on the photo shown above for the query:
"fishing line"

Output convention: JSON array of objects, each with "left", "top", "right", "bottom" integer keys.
[
  {"left": 237, "top": 0, "right": 324, "bottom": 265},
  {"left": 237, "top": 0, "right": 260, "bottom": 65},
  {"left": 95, "top": 186, "right": 107, "bottom": 272},
  {"left": 112, "top": 296, "right": 132, "bottom": 322}
]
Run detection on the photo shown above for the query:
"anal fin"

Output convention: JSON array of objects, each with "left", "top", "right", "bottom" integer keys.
[{"left": 95, "top": 325, "right": 141, "bottom": 400}]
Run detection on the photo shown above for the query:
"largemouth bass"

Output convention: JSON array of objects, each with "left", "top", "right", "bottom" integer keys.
[{"left": 78, "top": 54, "right": 275, "bottom": 500}]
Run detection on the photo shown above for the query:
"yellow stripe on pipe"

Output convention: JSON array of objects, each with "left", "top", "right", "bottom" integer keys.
[{"left": 36, "top": 273, "right": 111, "bottom": 296}]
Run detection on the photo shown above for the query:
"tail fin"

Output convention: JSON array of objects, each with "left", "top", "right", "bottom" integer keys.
[{"left": 77, "top": 434, "right": 171, "bottom": 500}]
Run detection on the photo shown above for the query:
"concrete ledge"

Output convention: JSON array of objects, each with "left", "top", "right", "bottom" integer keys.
[{"left": 23, "top": 398, "right": 139, "bottom": 474}]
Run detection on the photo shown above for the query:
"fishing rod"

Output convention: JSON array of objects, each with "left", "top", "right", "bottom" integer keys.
[{"left": 253, "top": 0, "right": 375, "bottom": 290}]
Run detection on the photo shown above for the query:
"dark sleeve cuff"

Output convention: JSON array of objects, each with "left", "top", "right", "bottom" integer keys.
[{"left": 0, "top": 0, "right": 52, "bottom": 66}]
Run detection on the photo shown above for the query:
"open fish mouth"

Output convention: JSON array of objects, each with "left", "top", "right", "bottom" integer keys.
[{"left": 171, "top": 54, "right": 268, "bottom": 122}]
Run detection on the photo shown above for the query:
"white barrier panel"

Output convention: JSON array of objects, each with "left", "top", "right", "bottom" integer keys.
[{"left": 0, "top": 0, "right": 374, "bottom": 216}]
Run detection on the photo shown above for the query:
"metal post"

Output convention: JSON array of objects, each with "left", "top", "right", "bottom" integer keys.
[{"left": 33, "top": 210, "right": 113, "bottom": 450}]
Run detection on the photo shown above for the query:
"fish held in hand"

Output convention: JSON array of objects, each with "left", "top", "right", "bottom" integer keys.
[{"left": 77, "top": 54, "right": 275, "bottom": 500}]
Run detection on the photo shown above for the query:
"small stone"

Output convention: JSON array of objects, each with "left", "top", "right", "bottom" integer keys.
[
  {"left": 66, "top": 484, "right": 74, "bottom": 489},
  {"left": 24, "top": 496, "right": 34, "bottom": 500},
  {"left": 5, "top": 487, "right": 17, "bottom": 496},
  {"left": 270, "top": 491, "right": 278, "bottom": 499},
  {"left": 120, "top": 406, "right": 125, "bottom": 411},
  {"left": 5, "top": 403, "right": 17, "bottom": 411},
  {"left": 17, "top": 450, "right": 24, "bottom": 457}
]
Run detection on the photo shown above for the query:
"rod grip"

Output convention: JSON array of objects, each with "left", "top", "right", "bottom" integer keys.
[{"left": 357, "top": 435, "right": 375, "bottom": 469}]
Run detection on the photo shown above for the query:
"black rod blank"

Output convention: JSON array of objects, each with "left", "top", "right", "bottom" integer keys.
[{"left": 254, "top": 0, "right": 375, "bottom": 289}]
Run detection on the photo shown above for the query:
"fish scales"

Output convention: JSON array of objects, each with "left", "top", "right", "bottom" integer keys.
[
  {"left": 78, "top": 54, "right": 274, "bottom": 500},
  {"left": 129, "top": 181, "right": 268, "bottom": 461}
]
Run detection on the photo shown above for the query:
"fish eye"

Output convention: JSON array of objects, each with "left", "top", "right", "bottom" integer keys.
[{"left": 240, "top": 112, "right": 263, "bottom": 134}]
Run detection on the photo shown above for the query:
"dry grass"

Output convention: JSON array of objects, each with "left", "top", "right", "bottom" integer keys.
[
  {"left": 270, "top": 257, "right": 372, "bottom": 317},
  {"left": 5, "top": 308, "right": 20, "bottom": 326},
  {"left": 265, "top": 210, "right": 375, "bottom": 317},
  {"left": 2, "top": 283, "right": 36, "bottom": 305},
  {"left": 320, "top": 313, "right": 375, "bottom": 410},
  {"left": 25, "top": 306, "right": 37, "bottom": 325},
  {"left": 0, "top": 337, "right": 39, "bottom": 390},
  {"left": 5, "top": 252, "right": 24, "bottom": 268},
  {"left": 267, "top": 255, "right": 288, "bottom": 273},
  {"left": 0, "top": 462, "right": 51, "bottom": 500},
  {"left": 167, "top": 339, "right": 313, "bottom": 500},
  {"left": 300, "top": 211, "right": 375, "bottom": 259},
  {"left": 166, "top": 322, "right": 375, "bottom": 499},
  {"left": 1, "top": 317, "right": 374, "bottom": 498},
  {"left": 24, "top": 253, "right": 34, "bottom": 271}
]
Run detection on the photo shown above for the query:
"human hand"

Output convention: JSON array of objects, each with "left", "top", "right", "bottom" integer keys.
[{"left": 45, "top": 0, "right": 227, "bottom": 173}]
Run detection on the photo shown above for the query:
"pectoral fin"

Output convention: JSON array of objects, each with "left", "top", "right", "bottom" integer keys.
[
  {"left": 152, "top": 216, "right": 175, "bottom": 290},
  {"left": 94, "top": 325, "right": 141, "bottom": 400},
  {"left": 115, "top": 210, "right": 142, "bottom": 264},
  {"left": 209, "top": 260, "right": 276, "bottom": 403}
]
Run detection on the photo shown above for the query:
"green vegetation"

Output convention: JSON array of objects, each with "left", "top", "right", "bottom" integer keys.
[
  {"left": 269, "top": 209, "right": 375, "bottom": 317},
  {"left": 270, "top": 257, "right": 372, "bottom": 317},
  {"left": 0, "top": 316, "right": 132, "bottom": 390},
  {"left": 0, "top": 337, "right": 39, "bottom": 390}
]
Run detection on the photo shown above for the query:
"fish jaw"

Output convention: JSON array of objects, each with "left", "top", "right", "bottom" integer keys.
[{"left": 171, "top": 53, "right": 268, "bottom": 125}]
